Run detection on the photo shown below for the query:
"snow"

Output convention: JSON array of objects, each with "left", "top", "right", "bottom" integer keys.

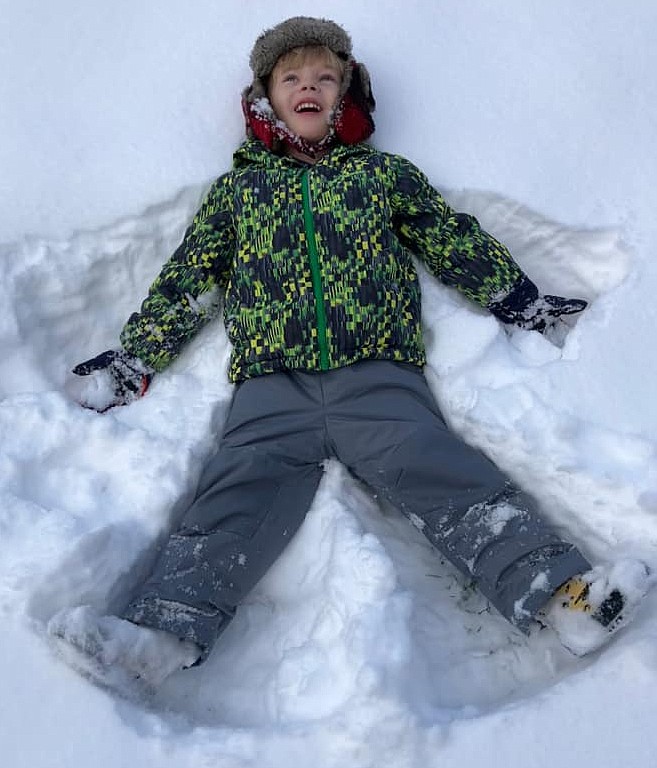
[{"left": 2, "top": 1, "right": 657, "bottom": 766}]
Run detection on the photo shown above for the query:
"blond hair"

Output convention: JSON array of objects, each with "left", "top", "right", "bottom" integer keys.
[{"left": 270, "top": 45, "right": 346, "bottom": 81}]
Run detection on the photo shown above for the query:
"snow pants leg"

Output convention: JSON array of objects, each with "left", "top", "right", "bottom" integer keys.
[
  {"left": 322, "top": 362, "right": 591, "bottom": 632},
  {"left": 123, "top": 373, "right": 328, "bottom": 660},
  {"left": 123, "top": 361, "right": 590, "bottom": 660}
]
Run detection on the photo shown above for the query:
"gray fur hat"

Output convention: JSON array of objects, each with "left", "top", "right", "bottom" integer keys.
[{"left": 249, "top": 16, "right": 352, "bottom": 79}]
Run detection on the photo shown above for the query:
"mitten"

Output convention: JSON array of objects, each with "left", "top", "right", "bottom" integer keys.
[
  {"left": 488, "top": 276, "right": 587, "bottom": 333},
  {"left": 70, "top": 349, "right": 153, "bottom": 412}
]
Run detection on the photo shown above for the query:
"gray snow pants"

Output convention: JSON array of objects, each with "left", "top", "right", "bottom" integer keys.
[{"left": 123, "top": 361, "right": 590, "bottom": 660}]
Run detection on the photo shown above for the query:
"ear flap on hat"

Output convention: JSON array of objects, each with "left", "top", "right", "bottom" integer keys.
[
  {"left": 241, "top": 84, "right": 278, "bottom": 149},
  {"left": 334, "top": 62, "right": 376, "bottom": 145},
  {"left": 350, "top": 62, "right": 375, "bottom": 113}
]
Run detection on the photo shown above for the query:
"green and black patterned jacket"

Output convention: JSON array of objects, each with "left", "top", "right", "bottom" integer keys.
[{"left": 120, "top": 139, "right": 523, "bottom": 382}]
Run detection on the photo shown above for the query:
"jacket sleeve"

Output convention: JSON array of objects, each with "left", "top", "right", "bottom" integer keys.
[
  {"left": 119, "top": 174, "right": 235, "bottom": 372},
  {"left": 389, "top": 154, "right": 524, "bottom": 308}
]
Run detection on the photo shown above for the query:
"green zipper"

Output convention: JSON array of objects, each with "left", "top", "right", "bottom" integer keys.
[{"left": 301, "top": 169, "right": 330, "bottom": 370}]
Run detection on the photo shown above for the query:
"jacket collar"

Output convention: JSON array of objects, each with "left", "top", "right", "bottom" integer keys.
[{"left": 232, "top": 138, "right": 373, "bottom": 171}]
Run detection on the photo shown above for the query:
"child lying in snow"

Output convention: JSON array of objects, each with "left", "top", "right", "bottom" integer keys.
[{"left": 50, "top": 16, "right": 649, "bottom": 693}]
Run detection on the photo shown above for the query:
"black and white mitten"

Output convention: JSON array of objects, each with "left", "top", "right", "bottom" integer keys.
[
  {"left": 70, "top": 349, "right": 153, "bottom": 412},
  {"left": 489, "top": 276, "right": 588, "bottom": 333}
]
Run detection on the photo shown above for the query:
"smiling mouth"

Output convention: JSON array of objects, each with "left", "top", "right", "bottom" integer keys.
[{"left": 295, "top": 102, "right": 322, "bottom": 113}]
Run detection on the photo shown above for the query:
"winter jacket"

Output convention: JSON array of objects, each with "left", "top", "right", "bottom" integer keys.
[{"left": 120, "top": 139, "right": 523, "bottom": 382}]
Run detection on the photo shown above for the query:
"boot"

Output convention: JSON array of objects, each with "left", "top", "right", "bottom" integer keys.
[{"left": 542, "top": 559, "right": 649, "bottom": 656}]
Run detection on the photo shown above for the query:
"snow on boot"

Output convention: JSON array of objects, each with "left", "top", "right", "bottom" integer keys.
[
  {"left": 542, "top": 560, "right": 650, "bottom": 656},
  {"left": 47, "top": 606, "right": 201, "bottom": 696}
]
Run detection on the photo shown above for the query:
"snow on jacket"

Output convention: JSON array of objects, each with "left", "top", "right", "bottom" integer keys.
[{"left": 120, "top": 139, "right": 524, "bottom": 382}]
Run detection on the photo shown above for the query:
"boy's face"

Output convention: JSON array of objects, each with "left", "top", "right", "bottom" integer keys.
[{"left": 268, "top": 53, "right": 342, "bottom": 143}]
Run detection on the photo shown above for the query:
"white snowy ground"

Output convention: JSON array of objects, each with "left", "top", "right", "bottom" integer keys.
[{"left": 2, "top": 2, "right": 657, "bottom": 767}]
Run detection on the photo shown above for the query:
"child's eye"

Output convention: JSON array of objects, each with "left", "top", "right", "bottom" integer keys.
[
  {"left": 320, "top": 73, "right": 338, "bottom": 83},
  {"left": 282, "top": 74, "right": 297, "bottom": 83}
]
